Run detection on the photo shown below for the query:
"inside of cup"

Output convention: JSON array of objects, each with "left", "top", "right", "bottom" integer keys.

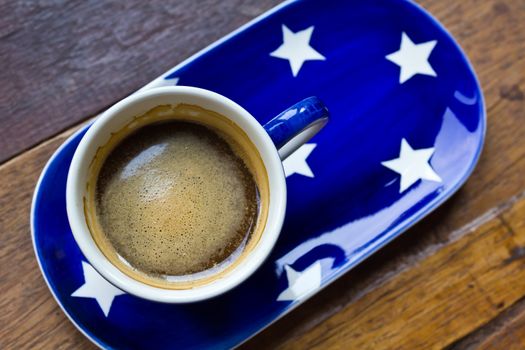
[
  {"left": 67, "top": 87, "right": 287, "bottom": 302},
  {"left": 84, "top": 103, "right": 270, "bottom": 290}
]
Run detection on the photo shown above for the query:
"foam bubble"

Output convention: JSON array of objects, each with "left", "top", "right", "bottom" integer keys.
[{"left": 95, "top": 121, "right": 259, "bottom": 277}]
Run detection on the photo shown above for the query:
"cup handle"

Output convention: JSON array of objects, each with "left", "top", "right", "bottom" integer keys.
[{"left": 263, "top": 97, "right": 329, "bottom": 159}]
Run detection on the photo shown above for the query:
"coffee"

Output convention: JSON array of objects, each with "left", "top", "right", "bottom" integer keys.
[{"left": 84, "top": 104, "right": 269, "bottom": 289}]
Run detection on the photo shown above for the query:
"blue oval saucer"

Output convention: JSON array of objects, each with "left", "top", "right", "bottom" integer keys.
[{"left": 31, "top": 0, "right": 485, "bottom": 348}]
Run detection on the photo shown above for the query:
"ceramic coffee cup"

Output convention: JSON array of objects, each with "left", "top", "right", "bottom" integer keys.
[{"left": 66, "top": 86, "right": 328, "bottom": 303}]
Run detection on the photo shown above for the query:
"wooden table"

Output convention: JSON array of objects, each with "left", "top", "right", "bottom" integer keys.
[{"left": 1, "top": 0, "right": 524, "bottom": 348}]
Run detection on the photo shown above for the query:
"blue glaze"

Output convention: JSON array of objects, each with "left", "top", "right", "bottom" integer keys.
[
  {"left": 264, "top": 96, "right": 329, "bottom": 149},
  {"left": 31, "top": 0, "right": 485, "bottom": 349}
]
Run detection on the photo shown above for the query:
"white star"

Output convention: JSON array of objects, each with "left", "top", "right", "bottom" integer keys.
[
  {"left": 166, "top": 76, "right": 179, "bottom": 85},
  {"left": 277, "top": 262, "right": 322, "bottom": 302},
  {"left": 270, "top": 25, "right": 325, "bottom": 77},
  {"left": 381, "top": 138, "right": 442, "bottom": 193},
  {"left": 71, "top": 262, "right": 125, "bottom": 317},
  {"left": 283, "top": 143, "right": 316, "bottom": 178},
  {"left": 139, "top": 76, "right": 179, "bottom": 92},
  {"left": 386, "top": 32, "right": 437, "bottom": 84}
]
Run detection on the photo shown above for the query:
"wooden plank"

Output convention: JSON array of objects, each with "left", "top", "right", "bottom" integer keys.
[
  {"left": 0, "top": 0, "right": 281, "bottom": 163},
  {"left": 447, "top": 200, "right": 525, "bottom": 350},
  {"left": 445, "top": 293, "right": 525, "bottom": 349},
  {"left": 268, "top": 192, "right": 525, "bottom": 349},
  {"left": 0, "top": 125, "right": 96, "bottom": 349}
]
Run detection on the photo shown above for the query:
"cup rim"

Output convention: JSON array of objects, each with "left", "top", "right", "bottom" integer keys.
[{"left": 66, "top": 86, "right": 287, "bottom": 303}]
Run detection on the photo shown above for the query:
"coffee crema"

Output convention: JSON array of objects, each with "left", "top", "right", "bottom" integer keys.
[{"left": 84, "top": 104, "right": 269, "bottom": 289}]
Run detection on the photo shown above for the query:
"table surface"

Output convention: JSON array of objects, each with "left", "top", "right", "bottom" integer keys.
[{"left": 1, "top": 0, "right": 524, "bottom": 348}]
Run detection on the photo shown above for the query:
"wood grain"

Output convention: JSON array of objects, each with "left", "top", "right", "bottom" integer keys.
[
  {"left": 0, "top": 125, "right": 95, "bottom": 349},
  {"left": 0, "top": 0, "right": 281, "bottom": 163},
  {"left": 0, "top": 0, "right": 523, "bottom": 349}
]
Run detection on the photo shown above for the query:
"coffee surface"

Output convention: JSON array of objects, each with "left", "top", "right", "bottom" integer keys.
[{"left": 95, "top": 121, "right": 259, "bottom": 277}]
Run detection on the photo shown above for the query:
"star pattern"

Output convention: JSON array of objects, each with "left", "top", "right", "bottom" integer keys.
[
  {"left": 270, "top": 25, "right": 325, "bottom": 77},
  {"left": 283, "top": 143, "right": 316, "bottom": 178},
  {"left": 381, "top": 138, "right": 442, "bottom": 193},
  {"left": 166, "top": 76, "right": 180, "bottom": 85},
  {"left": 386, "top": 32, "right": 437, "bottom": 83},
  {"left": 62, "top": 23, "right": 448, "bottom": 311},
  {"left": 71, "top": 262, "right": 125, "bottom": 317},
  {"left": 277, "top": 262, "right": 322, "bottom": 301},
  {"left": 140, "top": 76, "right": 179, "bottom": 92}
]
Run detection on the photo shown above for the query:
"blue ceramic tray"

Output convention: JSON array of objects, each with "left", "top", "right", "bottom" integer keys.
[{"left": 31, "top": 0, "right": 485, "bottom": 348}]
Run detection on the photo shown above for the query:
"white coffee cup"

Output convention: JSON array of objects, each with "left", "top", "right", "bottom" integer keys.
[{"left": 66, "top": 86, "right": 328, "bottom": 303}]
